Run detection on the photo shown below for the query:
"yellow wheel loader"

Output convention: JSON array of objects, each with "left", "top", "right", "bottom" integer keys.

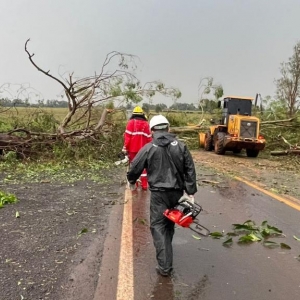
[{"left": 201, "top": 95, "right": 265, "bottom": 157}]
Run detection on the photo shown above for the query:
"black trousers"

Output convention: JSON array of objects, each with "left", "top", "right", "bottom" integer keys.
[{"left": 150, "top": 190, "right": 183, "bottom": 273}]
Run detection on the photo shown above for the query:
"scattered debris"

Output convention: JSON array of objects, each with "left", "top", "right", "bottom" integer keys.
[
  {"left": 209, "top": 220, "right": 292, "bottom": 249},
  {"left": 293, "top": 235, "right": 300, "bottom": 241},
  {"left": 133, "top": 217, "right": 148, "bottom": 226},
  {"left": 77, "top": 228, "right": 88, "bottom": 238},
  {"left": 201, "top": 180, "right": 219, "bottom": 185},
  {"left": 198, "top": 247, "right": 210, "bottom": 251},
  {"left": 271, "top": 134, "right": 300, "bottom": 156},
  {"left": 209, "top": 232, "right": 223, "bottom": 239}
]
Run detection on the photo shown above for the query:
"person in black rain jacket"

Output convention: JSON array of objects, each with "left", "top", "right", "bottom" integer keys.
[{"left": 127, "top": 114, "right": 197, "bottom": 276}]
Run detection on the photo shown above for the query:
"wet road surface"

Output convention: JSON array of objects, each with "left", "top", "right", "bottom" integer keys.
[{"left": 95, "top": 177, "right": 300, "bottom": 300}]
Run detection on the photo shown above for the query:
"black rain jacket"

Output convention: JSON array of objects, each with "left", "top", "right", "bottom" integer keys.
[{"left": 127, "top": 132, "right": 197, "bottom": 195}]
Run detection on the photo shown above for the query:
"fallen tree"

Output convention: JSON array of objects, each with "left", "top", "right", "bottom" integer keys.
[
  {"left": 24, "top": 39, "right": 180, "bottom": 134},
  {"left": 0, "top": 130, "right": 31, "bottom": 158},
  {"left": 270, "top": 150, "right": 300, "bottom": 156},
  {"left": 0, "top": 40, "right": 182, "bottom": 158},
  {"left": 261, "top": 118, "right": 295, "bottom": 125},
  {"left": 270, "top": 134, "right": 300, "bottom": 156}
]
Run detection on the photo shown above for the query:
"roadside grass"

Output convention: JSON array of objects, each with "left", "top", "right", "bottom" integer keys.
[
  {"left": 0, "top": 190, "right": 18, "bottom": 208},
  {"left": 0, "top": 107, "right": 112, "bottom": 132},
  {"left": 0, "top": 107, "right": 206, "bottom": 131},
  {"left": 1, "top": 107, "right": 68, "bottom": 124},
  {"left": 0, "top": 159, "right": 115, "bottom": 185}
]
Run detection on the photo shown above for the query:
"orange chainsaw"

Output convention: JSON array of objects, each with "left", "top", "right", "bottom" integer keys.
[{"left": 163, "top": 201, "right": 210, "bottom": 236}]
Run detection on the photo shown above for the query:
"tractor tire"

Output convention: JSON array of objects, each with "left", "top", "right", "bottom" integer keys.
[
  {"left": 214, "top": 132, "right": 226, "bottom": 155},
  {"left": 246, "top": 149, "right": 259, "bottom": 157},
  {"left": 204, "top": 132, "right": 213, "bottom": 151},
  {"left": 233, "top": 149, "right": 242, "bottom": 154}
]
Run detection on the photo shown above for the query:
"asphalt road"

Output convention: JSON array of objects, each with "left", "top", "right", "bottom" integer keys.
[{"left": 95, "top": 175, "right": 300, "bottom": 300}]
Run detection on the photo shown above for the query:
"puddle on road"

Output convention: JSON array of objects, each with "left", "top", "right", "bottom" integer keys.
[{"left": 150, "top": 276, "right": 175, "bottom": 299}]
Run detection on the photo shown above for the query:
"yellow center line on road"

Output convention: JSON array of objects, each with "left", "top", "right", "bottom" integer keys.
[
  {"left": 234, "top": 176, "right": 300, "bottom": 212},
  {"left": 116, "top": 188, "right": 134, "bottom": 300}
]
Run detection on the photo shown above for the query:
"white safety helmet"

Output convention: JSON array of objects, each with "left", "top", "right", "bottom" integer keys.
[{"left": 149, "top": 115, "right": 170, "bottom": 130}]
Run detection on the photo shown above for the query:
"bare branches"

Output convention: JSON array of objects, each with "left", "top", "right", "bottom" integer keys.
[
  {"left": 0, "top": 82, "right": 43, "bottom": 102},
  {"left": 24, "top": 39, "right": 181, "bottom": 136},
  {"left": 25, "top": 39, "right": 69, "bottom": 92}
]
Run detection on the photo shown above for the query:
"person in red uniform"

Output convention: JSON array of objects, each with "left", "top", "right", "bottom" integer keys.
[{"left": 122, "top": 106, "right": 152, "bottom": 189}]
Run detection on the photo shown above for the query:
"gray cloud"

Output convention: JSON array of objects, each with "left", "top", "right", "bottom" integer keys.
[{"left": 0, "top": 0, "right": 299, "bottom": 105}]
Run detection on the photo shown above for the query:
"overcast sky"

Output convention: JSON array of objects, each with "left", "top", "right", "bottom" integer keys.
[{"left": 1, "top": 0, "right": 300, "bottom": 106}]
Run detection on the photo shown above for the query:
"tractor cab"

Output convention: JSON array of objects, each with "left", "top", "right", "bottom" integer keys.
[{"left": 218, "top": 96, "right": 254, "bottom": 126}]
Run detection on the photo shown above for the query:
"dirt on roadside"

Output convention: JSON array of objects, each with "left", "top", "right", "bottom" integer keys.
[
  {"left": 0, "top": 150, "right": 299, "bottom": 300},
  {"left": 192, "top": 150, "right": 300, "bottom": 200}
]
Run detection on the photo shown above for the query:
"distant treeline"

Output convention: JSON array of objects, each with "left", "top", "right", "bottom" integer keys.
[
  {"left": 0, "top": 98, "right": 69, "bottom": 108},
  {"left": 139, "top": 100, "right": 218, "bottom": 113},
  {"left": 140, "top": 102, "right": 198, "bottom": 112},
  {"left": 1, "top": 97, "right": 218, "bottom": 112}
]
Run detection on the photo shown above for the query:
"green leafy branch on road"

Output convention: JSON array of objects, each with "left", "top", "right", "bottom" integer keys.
[
  {"left": 210, "top": 220, "right": 291, "bottom": 249},
  {"left": 77, "top": 228, "right": 88, "bottom": 238},
  {"left": 0, "top": 190, "right": 18, "bottom": 208}
]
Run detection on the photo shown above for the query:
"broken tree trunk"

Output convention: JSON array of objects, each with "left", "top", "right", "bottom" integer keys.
[
  {"left": 270, "top": 150, "right": 300, "bottom": 156},
  {"left": 0, "top": 133, "right": 32, "bottom": 157},
  {"left": 261, "top": 118, "right": 295, "bottom": 124}
]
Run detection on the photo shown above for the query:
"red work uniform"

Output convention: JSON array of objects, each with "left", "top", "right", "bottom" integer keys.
[{"left": 123, "top": 116, "right": 152, "bottom": 189}]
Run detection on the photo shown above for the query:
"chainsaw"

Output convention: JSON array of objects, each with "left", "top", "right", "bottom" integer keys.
[{"left": 163, "top": 201, "right": 210, "bottom": 237}]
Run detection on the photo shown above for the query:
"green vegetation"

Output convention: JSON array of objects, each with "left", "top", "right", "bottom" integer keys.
[
  {"left": 275, "top": 41, "right": 300, "bottom": 118},
  {"left": 209, "top": 220, "right": 291, "bottom": 250},
  {"left": 1, "top": 159, "right": 113, "bottom": 184},
  {"left": 0, "top": 190, "right": 18, "bottom": 208},
  {"left": 1, "top": 41, "right": 300, "bottom": 170}
]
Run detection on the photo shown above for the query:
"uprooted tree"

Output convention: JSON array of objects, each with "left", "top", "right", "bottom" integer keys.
[{"left": 0, "top": 39, "right": 182, "bottom": 157}]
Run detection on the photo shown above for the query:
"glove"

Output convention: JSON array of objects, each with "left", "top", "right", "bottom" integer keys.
[
  {"left": 115, "top": 155, "right": 129, "bottom": 166},
  {"left": 187, "top": 195, "right": 195, "bottom": 204},
  {"left": 178, "top": 194, "right": 195, "bottom": 204},
  {"left": 120, "top": 155, "right": 129, "bottom": 164},
  {"left": 122, "top": 146, "right": 127, "bottom": 155}
]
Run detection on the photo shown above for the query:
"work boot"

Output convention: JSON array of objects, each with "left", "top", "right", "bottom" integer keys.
[{"left": 155, "top": 266, "right": 170, "bottom": 277}]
